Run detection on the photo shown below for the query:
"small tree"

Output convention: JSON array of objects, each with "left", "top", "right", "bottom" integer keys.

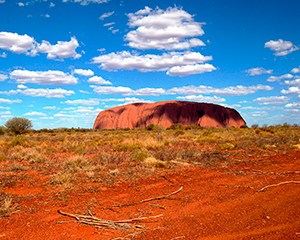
[{"left": 4, "top": 117, "right": 33, "bottom": 134}]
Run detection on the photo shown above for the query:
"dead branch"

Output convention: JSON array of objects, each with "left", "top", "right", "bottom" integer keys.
[
  {"left": 258, "top": 181, "right": 300, "bottom": 192},
  {"left": 114, "top": 186, "right": 183, "bottom": 208},
  {"left": 58, "top": 210, "right": 162, "bottom": 230}
]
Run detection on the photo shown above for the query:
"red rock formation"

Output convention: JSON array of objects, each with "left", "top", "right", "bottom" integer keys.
[{"left": 93, "top": 100, "right": 246, "bottom": 129}]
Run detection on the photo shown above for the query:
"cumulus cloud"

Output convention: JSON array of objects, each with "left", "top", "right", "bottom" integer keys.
[
  {"left": 61, "top": 98, "right": 100, "bottom": 106},
  {"left": 37, "top": 37, "right": 81, "bottom": 59},
  {"left": 281, "top": 86, "right": 300, "bottom": 95},
  {"left": 92, "top": 51, "right": 213, "bottom": 73},
  {"left": 129, "top": 88, "right": 165, "bottom": 96},
  {"left": 267, "top": 73, "right": 293, "bottom": 82},
  {"left": 0, "top": 52, "right": 7, "bottom": 58},
  {"left": 246, "top": 67, "right": 273, "bottom": 76},
  {"left": 99, "top": 97, "right": 153, "bottom": 106},
  {"left": 0, "top": 98, "right": 22, "bottom": 104},
  {"left": 0, "top": 74, "right": 8, "bottom": 81},
  {"left": 0, "top": 31, "right": 37, "bottom": 56},
  {"left": 251, "top": 111, "right": 269, "bottom": 117},
  {"left": 10, "top": 69, "right": 78, "bottom": 85},
  {"left": 167, "top": 63, "right": 216, "bottom": 76},
  {"left": 0, "top": 111, "right": 11, "bottom": 115},
  {"left": 0, "top": 32, "right": 81, "bottom": 60},
  {"left": 43, "top": 106, "right": 58, "bottom": 110},
  {"left": 62, "top": 0, "right": 109, "bottom": 5},
  {"left": 291, "top": 66, "right": 300, "bottom": 74},
  {"left": 241, "top": 106, "right": 282, "bottom": 111},
  {"left": 99, "top": 11, "right": 114, "bottom": 20},
  {"left": 125, "top": 6, "right": 205, "bottom": 50},
  {"left": 285, "top": 102, "right": 300, "bottom": 108},
  {"left": 177, "top": 95, "right": 225, "bottom": 103},
  {"left": 19, "top": 88, "right": 75, "bottom": 98},
  {"left": 265, "top": 39, "right": 299, "bottom": 56},
  {"left": 87, "top": 76, "right": 112, "bottom": 85},
  {"left": 253, "top": 96, "right": 290, "bottom": 105},
  {"left": 91, "top": 85, "right": 132, "bottom": 95},
  {"left": 24, "top": 111, "right": 47, "bottom": 116},
  {"left": 73, "top": 69, "right": 94, "bottom": 76},
  {"left": 167, "top": 84, "right": 273, "bottom": 96}
]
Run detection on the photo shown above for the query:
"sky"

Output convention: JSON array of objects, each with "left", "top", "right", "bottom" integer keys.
[{"left": 0, "top": 0, "right": 300, "bottom": 129}]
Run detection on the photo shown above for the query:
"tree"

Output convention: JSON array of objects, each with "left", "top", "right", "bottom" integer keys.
[{"left": 4, "top": 117, "right": 33, "bottom": 134}]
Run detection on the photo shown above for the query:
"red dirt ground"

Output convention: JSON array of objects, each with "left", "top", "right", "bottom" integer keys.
[{"left": 1, "top": 149, "right": 300, "bottom": 239}]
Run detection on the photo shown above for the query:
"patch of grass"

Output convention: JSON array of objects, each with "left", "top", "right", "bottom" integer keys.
[{"left": 131, "top": 150, "right": 149, "bottom": 162}]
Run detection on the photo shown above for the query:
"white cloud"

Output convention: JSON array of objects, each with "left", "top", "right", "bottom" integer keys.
[
  {"left": 43, "top": 106, "right": 58, "bottom": 110},
  {"left": 50, "top": 2, "right": 55, "bottom": 7},
  {"left": 167, "top": 84, "right": 273, "bottom": 96},
  {"left": 0, "top": 90, "right": 18, "bottom": 95},
  {"left": 241, "top": 106, "right": 282, "bottom": 111},
  {"left": 0, "top": 31, "right": 37, "bottom": 56},
  {"left": 17, "top": 84, "right": 28, "bottom": 89},
  {"left": 265, "top": 39, "right": 299, "bottom": 56},
  {"left": 0, "top": 98, "right": 22, "bottom": 104},
  {"left": 18, "top": 2, "right": 24, "bottom": 6},
  {"left": 87, "top": 76, "right": 112, "bottom": 85},
  {"left": 37, "top": 37, "right": 81, "bottom": 60},
  {"left": 92, "top": 51, "right": 213, "bottom": 73},
  {"left": 73, "top": 69, "right": 94, "bottom": 76},
  {"left": 0, "top": 111, "right": 11, "bottom": 115},
  {"left": 41, "top": 117, "right": 54, "bottom": 120},
  {"left": 285, "top": 102, "right": 300, "bottom": 108},
  {"left": 125, "top": 6, "right": 205, "bottom": 50},
  {"left": 130, "top": 88, "right": 165, "bottom": 96},
  {"left": 24, "top": 111, "right": 47, "bottom": 116},
  {"left": 0, "top": 52, "right": 7, "bottom": 58},
  {"left": 177, "top": 95, "right": 226, "bottom": 103},
  {"left": 0, "top": 1, "right": 5, "bottom": 3},
  {"left": 99, "top": 11, "right": 114, "bottom": 20},
  {"left": 91, "top": 85, "right": 132, "bottom": 95},
  {"left": 101, "top": 97, "right": 153, "bottom": 105},
  {"left": 246, "top": 67, "right": 273, "bottom": 76},
  {"left": 267, "top": 73, "right": 293, "bottom": 82},
  {"left": 62, "top": 0, "right": 109, "bottom": 5},
  {"left": 61, "top": 98, "right": 100, "bottom": 106},
  {"left": 251, "top": 111, "right": 269, "bottom": 117},
  {"left": 0, "top": 106, "right": 10, "bottom": 110},
  {"left": 253, "top": 96, "right": 290, "bottom": 105},
  {"left": 291, "top": 66, "right": 300, "bottom": 74},
  {"left": 10, "top": 69, "right": 78, "bottom": 85},
  {"left": 0, "top": 32, "right": 81, "bottom": 60},
  {"left": 0, "top": 74, "right": 8, "bottom": 81},
  {"left": 20, "top": 88, "right": 75, "bottom": 98},
  {"left": 284, "top": 77, "right": 300, "bottom": 86},
  {"left": 281, "top": 86, "right": 300, "bottom": 95},
  {"left": 103, "top": 22, "right": 115, "bottom": 27},
  {"left": 167, "top": 63, "right": 216, "bottom": 76}
]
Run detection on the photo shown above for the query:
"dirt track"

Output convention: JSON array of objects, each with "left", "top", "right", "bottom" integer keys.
[{"left": 1, "top": 148, "right": 300, "bottom": 239}]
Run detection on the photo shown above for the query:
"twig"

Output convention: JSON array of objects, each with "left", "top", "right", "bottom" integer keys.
[
  {"left": 258, "top": 181, "right": 300, "bottom": 192},
  {"left": 161, "top": 175, "right": 174, "bottom": 184},
  {"left": 114, "top": 186, "right": 183, "bottom": 208},
  {"left": 58, "top": 210, "right": 162, "bottom": 230}
]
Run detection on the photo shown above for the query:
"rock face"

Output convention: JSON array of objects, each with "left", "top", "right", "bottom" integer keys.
[{"left": 93, "top": 100, "right": 246, "bottom": 130}]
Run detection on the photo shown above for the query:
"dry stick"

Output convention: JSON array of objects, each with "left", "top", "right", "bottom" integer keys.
[
  {"left": 258, "top": 181, "right": 300, "bottom": 192},
  {"left": 114, "top": 186, "right": 183, "bottom": 208},
  {"left": 58, "top": 210, "right": 162, "bottom": 230}
]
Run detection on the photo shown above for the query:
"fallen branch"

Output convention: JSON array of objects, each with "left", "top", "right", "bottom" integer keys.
[
  {"left": 258, "top": 181, "right": 300, "bottom": 192},
  {"left": 58, "top": 210, "right": 162, "bottom": 230},
  {"left": 114, "top": 186, "right": 183, "bottom": 208}
]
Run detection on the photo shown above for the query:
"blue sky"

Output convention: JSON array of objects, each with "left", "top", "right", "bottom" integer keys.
[{"left": 0, "top": 0, "right": 300, "bottom": 129}]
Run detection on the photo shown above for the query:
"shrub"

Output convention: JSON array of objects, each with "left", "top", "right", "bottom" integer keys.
[
  {"left": 4, "top": 117, "right": 32, "bottom": 134},
  {"left": 0, "top": 126, "right": 6, "bottom": 135},
  {"left": 167, "top": 123, "right": 183, "bottom": 130}
]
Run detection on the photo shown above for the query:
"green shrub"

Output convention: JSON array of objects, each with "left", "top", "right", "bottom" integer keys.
[
  {"left": 4, "top": 117, "right": 32, "bottom": 135},
  {"left": 167, "top": 123, "right": 183, "bottom": 130},
  {"left": 0, "top": 126, "right": 6, "bottom": 135}
]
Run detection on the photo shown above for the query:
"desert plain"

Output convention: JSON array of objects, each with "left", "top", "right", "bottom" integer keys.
[{"left": 1, "top": 125, "right": 300, "bottom": 239}]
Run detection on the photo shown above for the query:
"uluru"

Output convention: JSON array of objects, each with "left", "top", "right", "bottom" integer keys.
[{"left": 93, "top": 101, "right": 246, "bottom": 130}]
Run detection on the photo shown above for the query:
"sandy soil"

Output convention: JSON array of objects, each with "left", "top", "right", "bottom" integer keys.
[{"left": 1, "top": 149, "right": 300, "bottom": 239}]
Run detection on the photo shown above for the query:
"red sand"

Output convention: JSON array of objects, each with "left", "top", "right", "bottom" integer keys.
[{"left": 1, "top": 150, "right": 300, "bottom": 239}]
